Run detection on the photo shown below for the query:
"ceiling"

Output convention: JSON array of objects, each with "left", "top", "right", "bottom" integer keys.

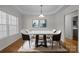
[{"left": 13, "top": 5, "right": 68, "bottom": 15}]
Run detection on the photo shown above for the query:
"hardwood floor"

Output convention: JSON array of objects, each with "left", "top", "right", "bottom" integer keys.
[
  {"left": 63, "top": 38, "right": 78, "bottom": 53},
  {"left": 1, "top": 38, "right": 77, "bottom": 53},
  {"left": 1, "top": 38, "right": 24, "bottom": 52}
]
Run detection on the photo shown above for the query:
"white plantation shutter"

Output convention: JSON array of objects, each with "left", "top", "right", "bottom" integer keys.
[
  {"left": 0, "top": 11, "right": 7, "bottom": 39},
  {"left": 0, "top": 10, "right": 19, "bottom": 39},
  {"left": 9, "top": 14, "right": 19, "bottom": 35}
]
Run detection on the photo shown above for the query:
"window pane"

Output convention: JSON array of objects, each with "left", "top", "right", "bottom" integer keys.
[
  {"left": 39, "top": 20, "right": 47, "bottom": 28},
  {"left": 0, "top": 25, "right": 7, "bottom": 31},
  {"left": 0, "top": 31, "right": 7, "bottom": 39},
  {"left": 32, "top": 20, "right": 39, "bottom": 28},
  {"left": 16, "top": 18, "right": 18, "bottom": 33},
  {"left": 9, "top": 30, "right": 16, "bottom": 35},
  {"left": 0, "top": 19, "right": 1, "bottom": 24},
  {"left": 12, "top": 16, "right": 16, "bottom": 25},
  {"left": 2, "top": 31, "right": 7, "bottom": 37},
  {"left": 9, "top": 14, "right": 12, "bottom": 25},
  {"left": 9, "top": 25, "right": 16, "bottom": 31},
  {"left": 9, "top": 25, "right": 17, "bottom": 35},
  {"left": 0, "top": 32, "right": 3, "bottom": 38},
  {"left": 16, "top": 17, "right": 18, "bottom": 25},
  {"left": 0, "top": 11, "right": 1, "bottom": 24},
  {"left": 1, "top": 11, "right": 6, "bottom": 24},
  {"left": 2, "top": 25, "right": 7, "bottom": 31},
  {"left": 16, "top": 26, "right": 19, "bottom": 33},
  {"left": 0, "top": 25, "right": 2, "bottom": 31},
  {"left": 9, "top": 15, "right": 17, "bottom": 25}
]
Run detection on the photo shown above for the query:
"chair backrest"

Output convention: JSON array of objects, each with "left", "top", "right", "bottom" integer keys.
[
  {"left": 21, "top": 30, "right": 27, "bottom": 35},
  {"left": 21, "top": 33, "right": 30, "bottom": 40},
  {"left": 52, "top": 29, "right": 57, "bottom": 33},
  {"left": 52, "top": 32, "right": 61, "bottom": 41},
  {"left": 25, "top": 29, "right": 30, "bottom": 33}
]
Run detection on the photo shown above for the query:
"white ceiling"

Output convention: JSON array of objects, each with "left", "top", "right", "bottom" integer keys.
[{"left": 13, "top": 5, "right": 68, "bottom": 15}]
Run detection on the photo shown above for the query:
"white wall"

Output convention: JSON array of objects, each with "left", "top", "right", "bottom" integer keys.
[
  {"left": 22, "top": 15, "right": 56, "bottom": 31},
  {"left": 65, "top": 14, "right": 72, "bottom": 39},
  {"left": 0, "top": 5, "right": 23, "bottom": 50}
]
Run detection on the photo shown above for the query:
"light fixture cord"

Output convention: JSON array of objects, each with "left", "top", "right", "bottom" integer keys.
[{"left": 41, "top": 5, "right": 43, "bottom": 14}]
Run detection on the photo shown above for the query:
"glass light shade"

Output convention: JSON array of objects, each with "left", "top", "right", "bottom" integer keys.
[{"left": 39, "top": 14, "right": 45, "bottom": 18}]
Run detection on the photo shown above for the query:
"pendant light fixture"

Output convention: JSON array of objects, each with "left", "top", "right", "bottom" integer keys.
[{"left": 39, "top": 5, "right": 45, "bottom": 18}]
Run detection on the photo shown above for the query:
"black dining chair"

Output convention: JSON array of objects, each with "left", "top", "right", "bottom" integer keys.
[
  {"left": 51, "top": 32, "right": 61, "bottom": 48},
  {"left": 21, "top": 33, "right": 31, "bottom": 48},
  {"left": 46, "top": 29, "right": 57, "bottom": 44}
]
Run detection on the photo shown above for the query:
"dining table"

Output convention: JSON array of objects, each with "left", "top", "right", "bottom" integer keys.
[{"left": 27, "top": 30, "right": 55, "bottom": 47}]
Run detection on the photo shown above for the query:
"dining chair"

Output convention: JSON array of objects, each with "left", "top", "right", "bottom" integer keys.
[
  {"left": 21, "top": 33, "right": 31, "bottom": 48},
  {"left": 21, "top": 29, "right": 31, "bottom": 47},
  {"left": 46, "top": 29, "right": 57, "bottom": 45},
  {"left": 51, "top": 30, "right": 61, "bottom": 48}
]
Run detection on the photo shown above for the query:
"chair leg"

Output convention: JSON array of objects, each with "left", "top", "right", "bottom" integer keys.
[
  {"left": 56, "top": 41, "right": 59, "bottom": 48},
  {"left": 29, "top": 40, "right": 31, "bottom": 48},
  {"left": 59, "top": 41, "right": 61, "bottom": 48},
  {"left": 52, "top": 40, "right": 53, "bottom": 48},
  {"left": 22, "top": 40, "right": 25, "bottom": 49}
]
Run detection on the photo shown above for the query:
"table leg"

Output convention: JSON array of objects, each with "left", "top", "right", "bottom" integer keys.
[
  {"left": 43, "top": 35, "right": 47, "bottom": 47},
  {"left": 35, "top": 35, "right": 39, "bottom": 47}
]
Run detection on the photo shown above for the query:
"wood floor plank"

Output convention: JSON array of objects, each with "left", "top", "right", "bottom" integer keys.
[{"left": 1, "top": 38, "right": 24, "bottom": 52}]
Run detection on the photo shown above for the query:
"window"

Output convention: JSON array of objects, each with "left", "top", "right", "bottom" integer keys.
[
  {"left": 0, "top": 11, "right": 7, "bottom": 39},
  {"left": 32, "top": 19, "right": 47, "bottom": 28},
  {"left": 9, "top": 15, "right": 18, "bottom": 35},
  {"left": 0, "top": 10, "right": 19, "bottom": 39},
  {"left": 32, "top": 20, "right": 39, "bottom": 28},
  {"left": 39, "top": 20, "right": 47, "bottom": 28}
]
